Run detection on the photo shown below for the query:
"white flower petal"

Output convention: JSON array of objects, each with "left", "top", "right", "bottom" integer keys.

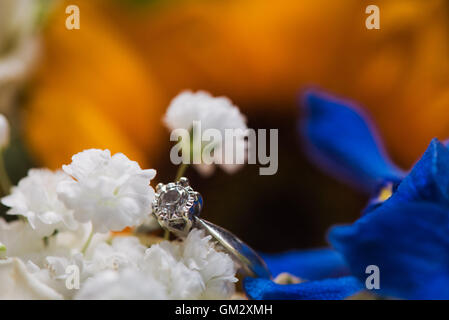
[
  {"left": 86, "top": 236, "right": 146, "bottom": 273},
  {"left": 0, "top": 218, "right": 45, "bottom": 260},
  {"left": 58, "top": 149, "right": 156, "bottom": 233},
  {"left": 142, "top": 229, "right": 237, "bottom": 299},
  {"left": 2, "top": 169, "right": 77, "bottom": 237},
  {"left": 164, "top": 90, "right": 248, "bottom": 175},
  {"left": 0, "top": 257, "right": 63, "bottom": 300},
  {"left": 75, "top": 269, "right": 168, "bottom": 300}
]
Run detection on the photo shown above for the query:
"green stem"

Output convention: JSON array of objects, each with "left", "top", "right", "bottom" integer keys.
[
  {"left": 81, "top": 229, "right": 94, "bottom": 254},
  {"left": 0, "top": 149, "right": 11, "bottom": 195},
  {"left": 175, "top": 163, "right": 189, "bottom": 181},
  {"left": 43, "top": 236, "right": 49, "bottom": 247}
]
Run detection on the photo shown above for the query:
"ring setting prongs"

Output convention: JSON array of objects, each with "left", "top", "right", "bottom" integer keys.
[{"left": 152, "top": 177, "right": 202, "bottom": 236}]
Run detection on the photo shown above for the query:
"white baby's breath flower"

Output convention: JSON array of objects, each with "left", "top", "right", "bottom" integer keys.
[
  {"left": 182, "top": 229, "right": 238, "bottom": 299},
  {"left": 85, "top": 236, "right": 146, "bottom": 273},
  {"left": 0, "top": 257, "right": 63, "bottom": 299},
  {"left": 143, "top": 241, "right": 205, "bottom": 299},
  {"left": 0, "top": 217, "right": 92, "bottom": 271},
  {"left": 0, "top": 114, "right": 10, "bottom": 148},
  {"left": 51, "top": 222, "right": 97, "bottom": 252},
  {"left": 25, "top": 236, "right": 143, "bottom": 300},
  {"left": 27, "top": 253, "right": 86, "bottom": 299},
  {"left": 76, "top": 229, "right": 237, "bottom": 300},
  {"left": 142, "top": 228, "right": 237, "bottom": 299},
  {"left": 2, "top": 169, "right": 78, "bottom": 237},
  {"left": 75, "top": 268, "right": 168, "bottom": 300},
  {"left": 164, "top": 90, "right": 248, "bottom": 176},
  {"left": 0, "top": 0, "right": 40, "bottom": 110},
  {"left": 0, "top": 218, "right": 45, "bottom": 260},
  {"left": 75, "top": 229, "right": 237, "bottom": 300},
  {"left": 57, "top": 149, "right": 156, "bottom": 233}
]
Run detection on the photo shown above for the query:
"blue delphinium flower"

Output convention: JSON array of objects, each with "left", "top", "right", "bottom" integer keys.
[
  {"left": 244, "top": 89, "right": 449, "bottom": 300},
  {"left": 245, "top": 249, "right": 362, "bottom": 300},
  {"left": 330, "top": 138, "right": 449, "bottom": 299},
  {"left": 299, "top": 89, "right": 405, "bottom": 194},
  {"left": 244, "top": 275, "right": 362, "bottom": 300}
]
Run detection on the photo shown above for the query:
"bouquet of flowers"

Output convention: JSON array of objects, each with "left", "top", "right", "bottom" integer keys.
[
  {"left": 0, "top": 91, "right": 250, "bottom": 300},
  {"left": 4, "top": 0, "right": 449, "bottom": 302}
]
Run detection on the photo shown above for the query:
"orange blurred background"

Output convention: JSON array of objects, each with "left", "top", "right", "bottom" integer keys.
[{"left": 14, "top": 0, "right": 449, "bottom": 251}]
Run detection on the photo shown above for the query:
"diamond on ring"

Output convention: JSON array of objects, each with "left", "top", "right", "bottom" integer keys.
[{"left": 152, "top": 177, "right": 203, "bottom": 236}]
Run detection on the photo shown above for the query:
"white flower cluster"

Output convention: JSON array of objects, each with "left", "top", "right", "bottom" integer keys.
[
  {"left": 58, "top": 149, "right": 156, "bottom": 233},
  {"left": 164, "top": 90, "right": 248, "bottom": 176},
  {"left": 0, "top": 90, "right": 245, "bottom": 299},
  {"left": 0, "top": 149, "right": 238, "bottom": 299},
  {"left": 77, "top": 230, "right": 237, "bottom": 300},
  {"left": 3, "top": 169, "right": 78, "bottom": 237}
]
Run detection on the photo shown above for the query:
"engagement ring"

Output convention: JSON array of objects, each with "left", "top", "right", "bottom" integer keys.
[{"left": 152, "top": 177, "right": 272, "bottom": 279}]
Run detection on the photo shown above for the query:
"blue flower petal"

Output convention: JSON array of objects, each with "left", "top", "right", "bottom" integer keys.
[
  {"left": 391, "top": 138, "right": 449, "bottom": 206},
  {"left": 261, "top": 248, "right": 350, "bottom": 280},
  {"left": 444, "top": 138, "right": 449, "bottom": 147},
  {"left": 299, "top": 89, "right": 404, "bottom": 193},
  {"left": 329, "top": 200, "right": 449, "bottom": 299},
  {"left": 244, "top": 276, "right": 363, "bottom": 300}
]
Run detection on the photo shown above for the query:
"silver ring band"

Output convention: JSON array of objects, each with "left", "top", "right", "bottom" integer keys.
[
  {"left": 152, "top": 177, "right": 271, "bottom": 279},
  {"left": 194, "top": 216, "right": 271, "bottom": 279}
]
